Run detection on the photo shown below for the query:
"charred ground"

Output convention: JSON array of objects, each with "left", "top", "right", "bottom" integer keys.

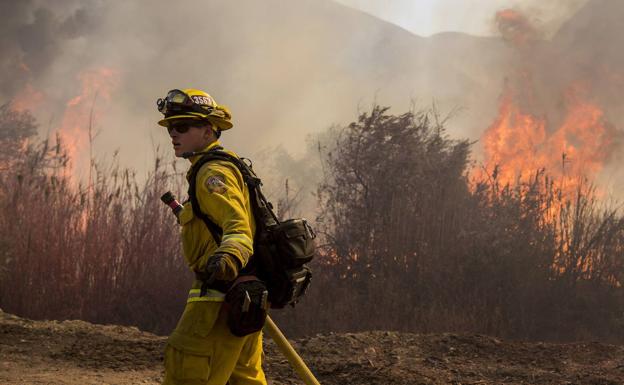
[{"left": 1, "top": 309, "right": 623, "bottom": 385}]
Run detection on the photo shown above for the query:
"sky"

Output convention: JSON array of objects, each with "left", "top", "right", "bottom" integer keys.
[{"left": 334, "top": 0, "right": 588, "bottom": 37}]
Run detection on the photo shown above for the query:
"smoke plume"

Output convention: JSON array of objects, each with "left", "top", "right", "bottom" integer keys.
[{"left": 0, "top": 0, "right": 622, "bottom": 198}]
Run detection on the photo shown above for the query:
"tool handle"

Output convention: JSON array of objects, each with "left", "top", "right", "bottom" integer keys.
[
  {"left": 263, "top": 315, "right": 321, "bottom": 385},
  {"left": 160, "top": 191, "right": 183, "bottom": 217}
]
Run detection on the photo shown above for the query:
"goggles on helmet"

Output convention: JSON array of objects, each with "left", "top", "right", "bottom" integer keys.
[{"left": 156, "top": 89, "right": 214, "bottom": 117}]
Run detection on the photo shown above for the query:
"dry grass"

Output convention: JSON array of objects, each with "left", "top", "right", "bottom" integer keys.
[
  {"left": 0, "top": 131, "right": 190, "bottom": 334},
  {"left": 2, "top": 105, "right": 624, "bottom": 342}
]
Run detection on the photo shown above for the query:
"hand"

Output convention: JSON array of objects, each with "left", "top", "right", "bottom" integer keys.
[{"left": 196, "top": 253, "right": 240, "bottom": 285}]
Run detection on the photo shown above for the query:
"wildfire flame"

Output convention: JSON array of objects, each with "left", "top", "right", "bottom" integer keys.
[
  {"left": 495, "top": 8, "right": 538, "bottom": 47},
  {"left": 479, "top": 80, "right": 614, "bottom": 198},
  {"left": 477, "top": 9, "right": 616, "bottom": 201},
  {"left": 57, "top": 67, "right": 120, "bottom": 182}
]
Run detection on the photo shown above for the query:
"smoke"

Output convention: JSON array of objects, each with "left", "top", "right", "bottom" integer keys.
[
  {"left": 0, "top": 0, "right": 622, "bottom": 200},
  {"left": 555, "top": 0, "right": 624, "bottom": 194},
  {"left": 3, "top": 0, "right": 502, "bottom": 176},
  {"left": 487, "top": 0, "right": 587, "bottom": 37},
  {"left": 496, "top": 9, "right": 540, "bottom": 47},
  {"left": 475, "top": 0, "right": 624, "bottom": 200},
  {"left": 0, "top": 0, "right": 102, "bottom": 100}
]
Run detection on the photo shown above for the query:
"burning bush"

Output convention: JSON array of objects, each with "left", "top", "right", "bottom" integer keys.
[
  {"left": 2, "top": 103, "right": 624, "bottom": 342},
  {"left": 272, "top": 104, "right": 624, "bottom": 343}
]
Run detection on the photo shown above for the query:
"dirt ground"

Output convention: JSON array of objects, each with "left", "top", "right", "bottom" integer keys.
[{"left": 1, "top": 309, "right": 623, "bottom": 385}]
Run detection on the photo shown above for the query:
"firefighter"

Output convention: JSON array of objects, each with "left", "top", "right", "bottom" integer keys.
[{"left": 157, "top": 88, "right": 267, "bottom": 385}]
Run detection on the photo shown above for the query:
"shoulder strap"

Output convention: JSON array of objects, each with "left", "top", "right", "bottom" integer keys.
[
  {"left": 187, "top": 147, "right": 280, "bottom": 246},
  {"left": 188, "top": 146, "right": 225, "bottom": 245}
]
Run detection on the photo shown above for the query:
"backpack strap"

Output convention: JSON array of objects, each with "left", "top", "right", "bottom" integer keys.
[
  {"left": 187, "top": 147, "right": 279, "bottom": 247},
  {"left": 187, "top": 146, "right": 225, "bottom": 245}
]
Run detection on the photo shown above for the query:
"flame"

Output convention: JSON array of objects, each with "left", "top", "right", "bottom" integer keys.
[
  {"left": 495, "top": 9, "right": 538, "bottom": 47},
  {"left": 478, "top": 80, "right": 614, "bottom": 199},
  {"left": 479, "top": 81, "right": 547, "bottom": 185},
  {"left": 549, "top": 83, "right": 614, "bottom": 194},
  {"left": 57, "top": 67, "right": 120, "bottom": 182},
  {"left": 477, "top": 8, "right": 616, "bottom": 200}
]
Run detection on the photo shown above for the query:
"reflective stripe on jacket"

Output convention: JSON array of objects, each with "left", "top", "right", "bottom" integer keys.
[{"left": 187, "top": 288, "right": 225, "bottom": 303}]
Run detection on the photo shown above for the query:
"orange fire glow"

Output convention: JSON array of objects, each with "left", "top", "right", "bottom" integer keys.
[
  {"left": 477, "top": 8, "right": 615, "bottom": 201},
  {"left": 57, "top": 67, "right": 120, "bottom": 182},
  {"left": 495, "top": 8, "right": 537, "bottom": 47},
  {"left": 478, "top": 80, "right": 614, "bottom": 199}
]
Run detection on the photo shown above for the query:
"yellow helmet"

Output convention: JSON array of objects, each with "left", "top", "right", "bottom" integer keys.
[{"left": 156, "top": 88, "right": 233, "bottom": 130}]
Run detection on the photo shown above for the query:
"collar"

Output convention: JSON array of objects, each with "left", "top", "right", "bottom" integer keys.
[{"left": 188, "top": 140, "right": 222, "bottom": 165}]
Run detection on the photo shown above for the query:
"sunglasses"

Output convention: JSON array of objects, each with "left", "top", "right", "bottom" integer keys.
[{"left": 166, "top": 120, "right": 200, "bottom": 134}]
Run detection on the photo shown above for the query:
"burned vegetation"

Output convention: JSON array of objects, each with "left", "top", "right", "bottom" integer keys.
[
  {"left": 274, "top": 104, "right": 624, "bottom": 344},
  {"left": 1, "top": 102, "right": 624, "bottom": 346}
]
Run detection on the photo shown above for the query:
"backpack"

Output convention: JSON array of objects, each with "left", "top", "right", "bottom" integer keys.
[{"left": 187, "top": 147, "right": 315, "bottom": 309}]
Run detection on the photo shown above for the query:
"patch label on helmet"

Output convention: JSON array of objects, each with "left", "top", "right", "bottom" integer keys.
[
  {"left": 205, "top": 175, "right": 228, "bottom": 194},
  {"left": 191, "top": 95, "right": 214, "bottom": 106}
]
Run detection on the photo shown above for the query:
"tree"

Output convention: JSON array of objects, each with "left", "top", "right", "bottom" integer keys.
[
  {"left": 0, "top": 104, "right": 38, "bottom": 170},
  {"left": 318, "top": 104, "right": 471, "bottom": 279},
  {"left": 304, "top": 104, "right": 474, "bottom": 332}
]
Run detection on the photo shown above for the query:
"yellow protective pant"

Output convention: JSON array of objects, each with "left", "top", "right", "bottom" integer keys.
[{"left": 163, "top": 298, "right": 267, "bottom": 385}]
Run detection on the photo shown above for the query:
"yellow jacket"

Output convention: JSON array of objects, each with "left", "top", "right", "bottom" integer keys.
[
  {"left": 169, "top": 140, "right": 257, "bottom": 355},
  {"left": 178, "top": 140, "right": 255, "bottom": 273}
]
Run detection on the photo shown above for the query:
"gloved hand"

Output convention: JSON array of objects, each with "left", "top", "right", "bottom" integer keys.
[{"left": 195, "top": 252, "right": 241, "bottom": 285}]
